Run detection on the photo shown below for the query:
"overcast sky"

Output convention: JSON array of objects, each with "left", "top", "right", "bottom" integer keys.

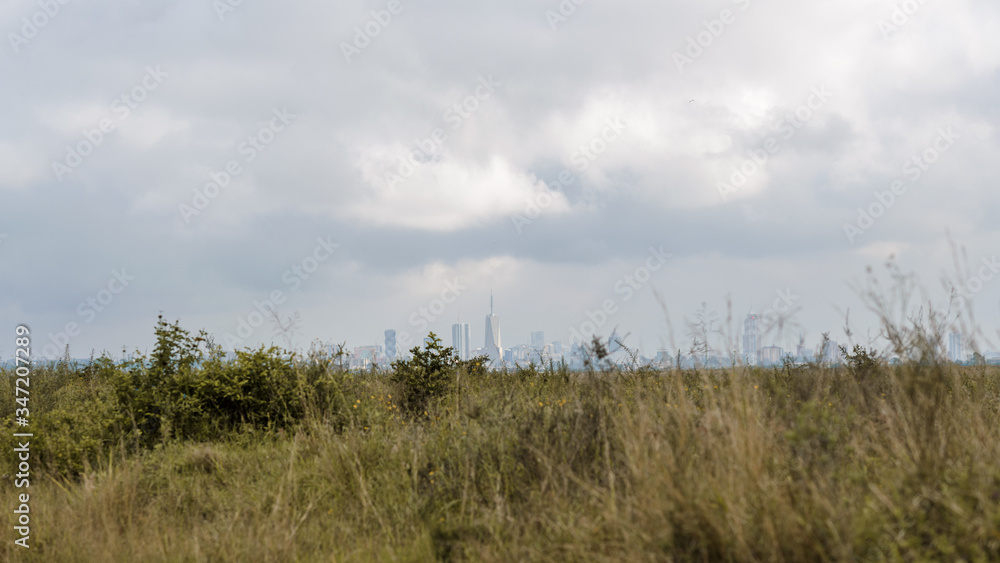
[{"left": 2, "top": 0, "right": 999, "bottom": 360}]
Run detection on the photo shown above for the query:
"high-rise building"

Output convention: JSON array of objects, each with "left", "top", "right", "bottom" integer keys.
[
  {"left": 485, "top": 292, "right": 502, "bottom": 364},
  {"left": 820, "top": 339, "right": 841, "bottom": 363},
  {"left": 742, "top": 311, "right": 761, "bottom": 365},
  {"left": 760, "top": 346, "right": 784, "bottom": 365},
  {"left": 530, "top": 331, "right": 545, "bottom": 350},
  {"left": 949, "top": 332, "right": 963, "bottom": 363},
  {"left": 384, "top": 330, "right": 397, "bottom": 360},
  {"left": 452, "top": 322, "right": 471, "bottom": 360}
]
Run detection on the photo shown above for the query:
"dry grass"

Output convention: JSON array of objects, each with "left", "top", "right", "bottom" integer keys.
[{"left": 3, "top": 358, "right": 1000, "bottom": 562}]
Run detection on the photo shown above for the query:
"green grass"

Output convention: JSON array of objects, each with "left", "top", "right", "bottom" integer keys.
[{"left": 2, "top": 342, "right": 1000, "bottom": 561}]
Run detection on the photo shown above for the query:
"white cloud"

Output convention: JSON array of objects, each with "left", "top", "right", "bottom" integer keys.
[
  {"left": 2, "top": 0, "right": 1000, "bottom": 355},
  {"left": 348, "top": 153, "right": 571, "bottom": 231}
]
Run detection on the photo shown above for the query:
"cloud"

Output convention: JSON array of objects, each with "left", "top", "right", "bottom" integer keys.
[
  {"left": 349, "top": 153, "right": 571, "bottom": 231},
  {"left": 2, "top": 0, "right": 999, "bottom": 358}
]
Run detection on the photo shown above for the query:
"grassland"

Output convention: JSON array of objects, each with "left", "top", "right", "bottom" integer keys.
[{"left": 1, "top": 321, "right": 999, "bottom": 562}]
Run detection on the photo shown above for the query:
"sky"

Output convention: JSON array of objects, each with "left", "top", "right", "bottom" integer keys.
[{"left": 2, "top": 0, "right": 999, "bottom": 360}]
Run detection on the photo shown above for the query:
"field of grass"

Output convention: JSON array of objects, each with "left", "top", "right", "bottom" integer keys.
[{"left": 2, "top": 320, "right": 1000, "bottom": 561}]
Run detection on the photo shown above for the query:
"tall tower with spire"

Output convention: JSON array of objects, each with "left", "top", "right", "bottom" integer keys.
[{"left": 484, "top": 291, "right": 502, "bottom": 364}]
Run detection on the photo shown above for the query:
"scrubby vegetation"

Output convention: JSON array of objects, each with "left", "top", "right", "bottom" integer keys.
[{"left": 2, "top": 314, "right": 1000, "bottom": 562}]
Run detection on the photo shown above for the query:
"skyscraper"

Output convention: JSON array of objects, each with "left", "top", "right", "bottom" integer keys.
[
  {"left": 485, "top": 292, "right": 502, "bottom": 364},
  {"left": 530, "top": 331, "right": 545, "bottom": 349},
  {"left": 384, "top": 329, "right": 396, "bottom": 360},
  {"left": 742, "top": 310, "right": 761, "bottom": 365},
  {"left": 452, "top": 322, "right": 471, "bottom": 360},
  {"left": 949, "top": 332, "right": 963, "bottom": 363},
  {"left": 760, "top": 346, "right": 784, "bottom": 365}
]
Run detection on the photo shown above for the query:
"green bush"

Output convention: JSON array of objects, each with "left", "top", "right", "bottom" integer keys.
[
  {"left": 0, "top": 317, "right": 356, "bottom": 476},
  {"left": 112, "top": 318, "right": 306, "bottom": 445},
  {"left": 390, "top": 332, "right": 459, "bottom": 413},
  {"left": 840, "top": 343, "right": 881, "bottom": 380},
  {"left": 459, "top": 354, "right": 491, "bottom": 378}
]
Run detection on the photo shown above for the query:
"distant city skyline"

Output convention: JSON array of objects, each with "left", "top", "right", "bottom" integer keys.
[
  {"left": 14, "top": 285, "right": 999, "bottom": 369},
  {"left": 287, "top": 318, "right": 1000, "bottom": 372},
  {"left": 14, "top": 283, "right": 1000, "bottom": 365}
]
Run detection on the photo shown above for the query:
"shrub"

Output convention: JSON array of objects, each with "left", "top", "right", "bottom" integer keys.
[
  {"left": 111, "top": 317, "right": 305, "bottom": 447},
  {"left": 840, "top": 344, "right": 881, "bottom": 380},
  {"left": 391, "top": 332, "right": 459, "bottom": 413},
  {"left": 459, "top": 354, "right": 491, "bottom": 378},
  {"left": 208, "top": 345, "right": 301, "bottom": 429}
]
